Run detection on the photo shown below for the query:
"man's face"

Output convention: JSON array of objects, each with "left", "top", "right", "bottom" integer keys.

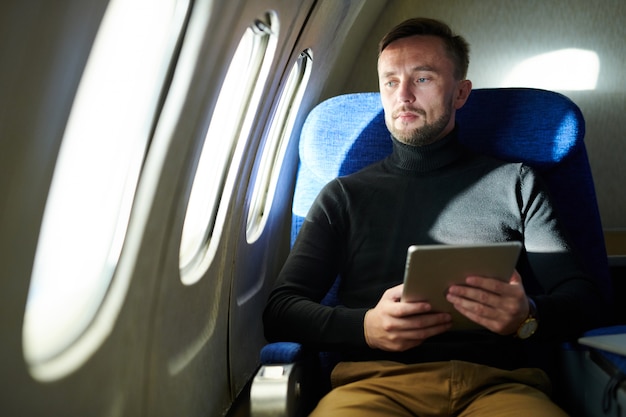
[{"left": 378, "top": 35, "right": 470, "bottom": 146}]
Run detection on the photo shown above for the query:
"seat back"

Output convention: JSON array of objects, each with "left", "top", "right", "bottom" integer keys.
[{"left": 292, "top": 88, "right": 611, "bottom": 301}]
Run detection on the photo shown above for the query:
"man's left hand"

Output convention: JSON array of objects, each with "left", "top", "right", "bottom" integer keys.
[{"left": 445, "top": 270, "right": 529, "bottom": 335}]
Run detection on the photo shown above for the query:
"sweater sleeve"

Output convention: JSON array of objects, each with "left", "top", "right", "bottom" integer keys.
[
  {"left": 263, "top": 179, "right": 369, "bottom": 350},
  {"left": 518, "top": 165, "right": 608, "bottom": 340}
]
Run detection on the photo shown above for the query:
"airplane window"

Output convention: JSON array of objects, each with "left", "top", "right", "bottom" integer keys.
[
  {"left": 22, "top": 0, "right": 190, "bottom": 381},
  {"left": 246, "top": 50, "right": 313, "bottom": 243},
  {"left": 179, "top": 13, "right": 278, "bottom": 284}
]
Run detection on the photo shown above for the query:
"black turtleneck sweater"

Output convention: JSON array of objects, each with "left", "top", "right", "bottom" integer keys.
[{"left": 263, "top": 132, "right": 605, "bottom": 370}]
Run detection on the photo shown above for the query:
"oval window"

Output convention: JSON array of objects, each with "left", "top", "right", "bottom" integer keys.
[
  {"left": 23, "top": 0, "right": 190, "bottom": 381},
  {"left": 246, "top": 49, "right": 312, "bottom": 243},
  {"left": 179, "top": 13, "right": 278, "bottom": 284}
]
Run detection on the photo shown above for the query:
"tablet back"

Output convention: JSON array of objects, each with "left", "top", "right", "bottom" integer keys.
[{"left": 401, "top": 242, "right": 522, "bottom": 330}]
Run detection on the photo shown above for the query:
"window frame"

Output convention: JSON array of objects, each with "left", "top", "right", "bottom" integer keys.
[
  {"left": 179, "top": 12, "right": 279, "bottom": 284},
  {"left": 246, "top": 49, "right": 313, "bottom": 243}
]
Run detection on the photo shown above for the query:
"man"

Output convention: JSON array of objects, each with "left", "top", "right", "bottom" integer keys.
[{"left": 263, "top": 18, "right": 606, "bottom": 416}]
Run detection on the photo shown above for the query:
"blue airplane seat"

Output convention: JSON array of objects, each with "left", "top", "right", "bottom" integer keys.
[{"left": 251, "top": 89, "right": 616, "bottom": 417}]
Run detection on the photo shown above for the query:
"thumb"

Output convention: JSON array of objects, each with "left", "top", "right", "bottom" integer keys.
[
  {"left": 509, "top": 269, "right": 523, "bottom": 286},
  {"left": 383, "top": 283, "right": 404, "bottom": 302}
]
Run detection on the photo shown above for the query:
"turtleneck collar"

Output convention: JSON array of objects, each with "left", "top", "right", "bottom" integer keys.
[{"left": 385, "top": 128, "right": 465, "bottom": 173}]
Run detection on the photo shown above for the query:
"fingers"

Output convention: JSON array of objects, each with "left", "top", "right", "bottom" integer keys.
[
  {"left": 380, "top": 284, "right": 433, "bottom": 316},
  {"left": 385, "top": 318, "right": 453, "bottom": 351},
  {"left": 381, "top": 283, "right": 404, "bottom": 301},
  {"left": 365, "top": 284, "right": 453, "bottom": 351},
  {"left": 445, "top": 272, "right": 528, "bottom": 334},
  {"left": 365, "top": 309, "right": 452, "bottom": 351}
]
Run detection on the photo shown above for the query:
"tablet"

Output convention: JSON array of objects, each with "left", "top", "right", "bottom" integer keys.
[{"left": 401, "top": 242, "right": 522, "bottom": 330}]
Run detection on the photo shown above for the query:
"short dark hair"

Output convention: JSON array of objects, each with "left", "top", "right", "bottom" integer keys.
[{"left": 378, "top": 18, "right": 470, "bottom": 80}]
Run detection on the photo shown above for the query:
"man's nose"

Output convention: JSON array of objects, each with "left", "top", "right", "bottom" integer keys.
[{"left": 397, "top": 82, "right": 415, "bottom": 103}]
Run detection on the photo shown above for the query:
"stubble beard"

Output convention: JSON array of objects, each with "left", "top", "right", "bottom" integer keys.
[{"left": 390, "top": 105, "right": 453, "bottom": 147}]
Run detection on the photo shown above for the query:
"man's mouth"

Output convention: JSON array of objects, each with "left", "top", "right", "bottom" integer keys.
[{"left": 392, "top": 107, "right": 425, "bottom": 120}]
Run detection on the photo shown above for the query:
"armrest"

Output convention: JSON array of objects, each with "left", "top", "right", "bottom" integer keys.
[
  {"left": 260, "top": 342, "right": 305, "bottom": 364},
  {"left": 558, "top": 325, "right": 626, "bottom": 416},
  {"left": 251, "top": 342, "right": 306, "bottom": 417},
  {"left": 578, "top": 325, "right": 626, "bottom": 369},
  {"left": 251, "top": 342, "right": 330, "bottom": 417},
  {"left": 250, "top": 363, "right": 305, "bottom": 417}
]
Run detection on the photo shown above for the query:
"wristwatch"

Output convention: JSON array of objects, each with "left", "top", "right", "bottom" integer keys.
[{"left": 516, "top": 297, "right": 538, "bottom": 339}]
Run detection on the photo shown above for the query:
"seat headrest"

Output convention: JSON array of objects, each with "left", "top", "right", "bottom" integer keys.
[
  {"left": 299, "top": 92, "right": 389, "bottom": 182},
  {"left": 456, "top": 88, "right": 584, "bottom": 165}
]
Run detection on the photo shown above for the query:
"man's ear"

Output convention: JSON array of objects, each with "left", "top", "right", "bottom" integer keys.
[{"left": 454, "top": 79, "right": 472, "bottom": 110}]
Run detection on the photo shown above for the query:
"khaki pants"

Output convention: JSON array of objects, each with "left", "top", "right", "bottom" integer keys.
[{"left": 309, "top": 360, "right": 569, "bottom": 417}]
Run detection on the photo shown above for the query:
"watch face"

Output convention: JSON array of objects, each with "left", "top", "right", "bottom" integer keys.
[{"left": 518, "top": 318, "right": 538, "bottom": 339}]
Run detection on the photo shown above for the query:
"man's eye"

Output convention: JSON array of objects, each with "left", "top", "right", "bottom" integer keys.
[
  {"left": 417, "top": 77, "right": 428, "bottom": 83},
  {"left": 385, "top": 81, "right": 397, "bottom": 87}
]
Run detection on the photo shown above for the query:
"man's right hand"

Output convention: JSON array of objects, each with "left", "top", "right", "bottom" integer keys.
[{"left": 363, "top": 284, "right": 452, "bottom": 351}]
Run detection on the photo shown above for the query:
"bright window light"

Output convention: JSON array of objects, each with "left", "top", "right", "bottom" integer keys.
[
  {"left": 23, "top": 0, "right": 190, "bottom": 381},
  {"left": 503, "top": 48, "right": 599, "bottom": 91},
  {"left": 246, "top": 50, "right": 312, "bottom": 243},
  {"left": 179, "top": 14, "right": 278, "bottom": 284}
]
